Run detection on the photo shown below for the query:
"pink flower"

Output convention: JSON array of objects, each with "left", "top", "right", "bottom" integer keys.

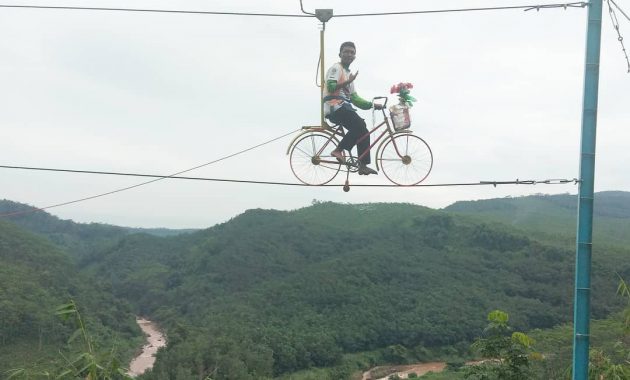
[{"left": 390, "top": 82, "right": 414, "bottom": 94}]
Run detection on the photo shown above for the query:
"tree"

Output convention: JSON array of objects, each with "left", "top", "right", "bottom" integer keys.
[
  {"left": 585, "top": 277, "right": 630, "bottom": 380},
  {"left": 465, "top": 310, "right": 536, "bottom": 380}
]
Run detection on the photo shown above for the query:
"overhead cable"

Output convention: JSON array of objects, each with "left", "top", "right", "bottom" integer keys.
[
  {"left": 610, "top": 0, "right": 630, "bottom": 22},
  {"left": 0, "top": 175, "right": 578, "bottom": 216},
  {"left": 607, "top": 0, "right": 630, "bottom": 72},
  {"left": 0, "top": 2, "right": 588, "bottom": 18},
  {"left": 299, "top": 0, "right": 315, "bottom": 16},
  {"left": 0, "top": 4, "right": 312, "bottom": 17},
  {"left": 333, "top": 2, "right": 587, "bottom": 17},
  {"left": 0, "top": 164, "right": 579, "bottom": 189},
  {"left": 0, "top": 128, "right": 299, "bottom": 217}
]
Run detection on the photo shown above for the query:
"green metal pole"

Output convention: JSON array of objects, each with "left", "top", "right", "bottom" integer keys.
[{"left": 573, "top": 1, "right": 602, "bottom": 379}]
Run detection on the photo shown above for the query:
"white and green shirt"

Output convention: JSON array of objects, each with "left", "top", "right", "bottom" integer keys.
[{"left": 323, "top": 62, "right": 372, "bottom": 116}]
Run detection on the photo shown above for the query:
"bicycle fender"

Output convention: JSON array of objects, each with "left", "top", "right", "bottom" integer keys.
[{"left": 285, "top": 126, "right": 335, "bottom": 155}]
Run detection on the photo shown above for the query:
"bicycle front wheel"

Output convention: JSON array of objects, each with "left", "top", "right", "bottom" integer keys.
[
  {"left": 378, "top": 133, "right": 433, "bottom": 186},
  {"left": 289, "top": 132, "right": 341, "bottom": 185}
]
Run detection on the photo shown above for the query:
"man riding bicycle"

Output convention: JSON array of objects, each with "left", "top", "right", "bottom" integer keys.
[{"left": 323, "top": 41, "right": 382, "bottom": 176}]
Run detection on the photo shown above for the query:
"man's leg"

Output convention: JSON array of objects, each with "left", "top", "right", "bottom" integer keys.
[{"left": 330, "top": 108, "right": 371, "bottom": 164}]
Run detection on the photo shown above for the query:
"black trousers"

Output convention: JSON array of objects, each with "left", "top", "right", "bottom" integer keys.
[{"left": 328, "top": 107, "right": 371, "bottom": 164}]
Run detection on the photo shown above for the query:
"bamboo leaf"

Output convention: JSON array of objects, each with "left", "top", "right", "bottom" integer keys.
[
  {"left": 55, "top": 301, "right": 77, "bottom": 315},
  {"left": 5, "top": 369, "right": 25, "bottom": 380},
  {"left": 55, "top": 369, "right": 73, "bottom": 379},
  {"left": 55, "top": 309, "right": 76, "bottom": 316},
  {"left": 68, "top": 329, "right": 82, "bottom": 344},
  {"left": 617, "top": 277, "right": 630, "bottom": 298}
]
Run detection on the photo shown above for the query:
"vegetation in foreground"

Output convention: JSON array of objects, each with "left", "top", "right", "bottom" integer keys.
[{"left": 6, "top": 301, "right": 134, "bottom": 380}]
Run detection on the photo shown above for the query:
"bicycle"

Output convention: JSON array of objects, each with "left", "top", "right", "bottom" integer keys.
[{"left": 287, "top": 96, "right": 433, "bottom": 190}]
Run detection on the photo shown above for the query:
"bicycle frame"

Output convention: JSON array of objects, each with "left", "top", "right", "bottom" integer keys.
[{"left": 286, "top": 107, "right": 414, "bottom": 172}]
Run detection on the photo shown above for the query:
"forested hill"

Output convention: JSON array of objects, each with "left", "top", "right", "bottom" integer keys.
[
  {"left": 3, "top": 196, "right": 629, "bottom": 378},
  {"left": 0, "top": 199, "right": 196, "bottom": 261},
  {"left": 444, "top": 191, "right": 630, "bottom": 246},
  {"left": 79, "top": 201, "right": 628, "bottom": 379},
  {"left": 0, "top": 220, "right": 140, "bottom": 372}
]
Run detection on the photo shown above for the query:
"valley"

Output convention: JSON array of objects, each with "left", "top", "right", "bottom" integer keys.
[{"left": 1, "top": 192, "right": 629, "bottom": 379}]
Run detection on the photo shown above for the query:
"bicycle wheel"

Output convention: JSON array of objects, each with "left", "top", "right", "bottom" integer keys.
[
  {"left": 289, "top": 132, "right": 341, "bottom": 185},
  {"left": 378, "top": 133, "right": 433, "bottom": 186}
]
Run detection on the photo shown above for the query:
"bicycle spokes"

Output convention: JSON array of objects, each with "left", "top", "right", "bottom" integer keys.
[
  {"left": 289, "top": 133, "right": 341, "bottom": 185},
  {"left": 378, "top": 134, "right": 433, "bottom": 186}
]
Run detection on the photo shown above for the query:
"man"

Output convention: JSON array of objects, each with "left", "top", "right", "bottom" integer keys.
[{"left": 324, "top": 41, "right": 381, "bottom": 175}]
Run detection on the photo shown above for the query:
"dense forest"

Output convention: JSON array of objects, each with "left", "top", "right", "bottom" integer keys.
[
  {"left": 0, "top": 193, "right": 629, "bottom": 379},
  {"left": 0, "top": 219, "right": 141, "bottom": 373},
  {"left": 0, "top": 200, "right": 195, "bottom": 263},
  {"left": 445, "top": 191, "right": 630, "bottom": 247}
]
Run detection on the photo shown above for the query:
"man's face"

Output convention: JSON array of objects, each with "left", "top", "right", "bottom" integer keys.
[{"left": 340, "top": 46, "right": 356, "bottom": 66}]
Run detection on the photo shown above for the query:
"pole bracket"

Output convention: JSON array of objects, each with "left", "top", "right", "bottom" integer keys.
[{"left": 315, "top": 9, "right": 333, "bottom": 22}]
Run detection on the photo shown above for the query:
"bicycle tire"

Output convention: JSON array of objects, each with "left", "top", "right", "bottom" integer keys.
[
  {"left": 378, "top": 133, "right": 433, "bottom": 186},
  {"left": 289, "top": 132, "right": 341, "bottom": 185}
]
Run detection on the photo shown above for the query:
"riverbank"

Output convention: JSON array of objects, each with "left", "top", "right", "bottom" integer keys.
[
  {"left": 362, "top": 362, "right": 447, "bottom": 380},
  {"left": 127, "top": 317, "right": 166, "bottom": 377}
]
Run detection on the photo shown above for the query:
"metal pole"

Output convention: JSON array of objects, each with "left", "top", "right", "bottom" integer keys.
[
  {"left": 315, "top": 9, "right": 332, "bottom": 128},
  {"left": 320, "top": 26, "right": 325, "bottom": 128},
  {"left": 573, "top": 1, "right": 603, "bottom": 379}
]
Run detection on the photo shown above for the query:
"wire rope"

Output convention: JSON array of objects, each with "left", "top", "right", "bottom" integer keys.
[
  {"left": 607, "top": 0, "right": 630, "bottom": 71},
  {"left": 299, "top": 0, "right": 315, "bottom": 16},
  {"left": 610, "top": 0, "right": 630, "bottom": 22},
  {"left": 0, "top": 164, "right": 579, "bottom": 189},
  {"left": 0, "top": 4, "right": 313, "bottom": 17},
  {"left": 328, "top": 2, "right": 588, "bottom": 17},
  {"left": 0, "top": 128, "right": 299, "bottom": 217},
  {"left": 0, "top": 2, "right": 588, "bottom": 17}
]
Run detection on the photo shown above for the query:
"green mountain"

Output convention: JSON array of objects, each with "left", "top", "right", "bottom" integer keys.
[
  {"left": 0, "top": 199, "right": 196, "bottom": 262},
  {"left": 0, "top": 219, "right": 141, "bottom": 373},
  {"left": 2, "top": 193, "right": 628, "bottom": 379},
  {"left": 444, "top": 191, "right": 630, "bottom": 247},
  {"left": 78, "top": 201, "right": 628, "bottom": 379}
]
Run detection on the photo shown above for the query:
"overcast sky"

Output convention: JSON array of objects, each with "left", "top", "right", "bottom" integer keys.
[{"left": 1, "top": 0, "right": 628, "bottom": 228}]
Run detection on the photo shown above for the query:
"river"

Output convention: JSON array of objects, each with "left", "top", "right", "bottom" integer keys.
[{"left": 127, "top": 317, "right": 167, "bottom": 377}]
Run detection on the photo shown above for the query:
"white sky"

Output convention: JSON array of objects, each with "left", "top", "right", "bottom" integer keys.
[{"left": 0, "top": 0, "right": 628, "bottom": 228}]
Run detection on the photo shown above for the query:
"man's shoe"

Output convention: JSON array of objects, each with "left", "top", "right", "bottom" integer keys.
[
  {"left": 358, "top": 164, "right": 378, "bottom": 175},
  {"left": 331, "top": 149, "right": 345, "bottom": 164}
]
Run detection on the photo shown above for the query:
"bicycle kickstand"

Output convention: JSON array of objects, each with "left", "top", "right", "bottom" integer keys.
[{"left": 343, "top": 167, "right": 351, "bottom": 192}]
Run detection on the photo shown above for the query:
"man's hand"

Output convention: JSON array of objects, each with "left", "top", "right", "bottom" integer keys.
[{"left": 345, "top": 71, "right": 359, "bottom": 86}]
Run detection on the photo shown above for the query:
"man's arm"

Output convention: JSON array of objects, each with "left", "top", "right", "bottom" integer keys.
[
  {"left": 350, "top": 92, "right": 373, "bottom": 110},
  {"left": 326, "top": 79, "right": 339, "bottom": 93},
  {"left": 326, "top": 71, "right": 359, "bottom": 93}
]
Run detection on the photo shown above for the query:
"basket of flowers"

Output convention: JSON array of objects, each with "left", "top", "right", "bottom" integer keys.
[{"left": 389, "top": 82, "right": 417, "bottom": 130}]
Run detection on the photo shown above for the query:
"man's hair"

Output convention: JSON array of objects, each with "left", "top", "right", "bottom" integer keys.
[{"left": 339, "top": 41, "right": 356, "bottom": 53}]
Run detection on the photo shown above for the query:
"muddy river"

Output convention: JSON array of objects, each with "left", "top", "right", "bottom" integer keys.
[{"left": 127, "top": 317, "right": 166, "bottom": 377}]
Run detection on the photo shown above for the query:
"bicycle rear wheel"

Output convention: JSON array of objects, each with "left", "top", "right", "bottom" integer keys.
[
  {"left": 289, "top": 132, "right": 341, "bottom": 185},
  {"left": 378, "top": 133, "right": 433, "bottom": 186}
]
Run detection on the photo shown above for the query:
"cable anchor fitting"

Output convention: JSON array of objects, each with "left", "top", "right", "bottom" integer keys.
[{"left": 315, "top": 9, "right": 333, "bottom": 23}]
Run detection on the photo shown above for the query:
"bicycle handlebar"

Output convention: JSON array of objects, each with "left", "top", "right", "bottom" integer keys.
[{"left": 373, "top": 96, "right": 388, "bottom": 109}]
